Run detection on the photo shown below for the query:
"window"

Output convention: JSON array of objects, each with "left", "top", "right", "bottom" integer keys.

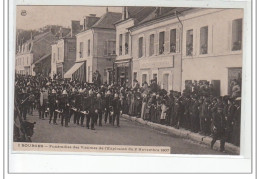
[
  {"left": 159, "top": 31, "right": 165, "bottom": 54},
  {"left": 104, "top": 41, "right": 108, "bottom": 55},
  {"left": 186, "top": 29, "right": 193, "bottom": 56},
  {"left": 104, "top": 41, "right": 116, "bottom": 56},
  {"left": 200, "top": 26, "right": 208, "bottom": 54},
  {"left": 119, "top": 34, "right": 122, "bottom": 55},
  {"left": 133, "top": 72, "right": 137, "bottom": 82},
  {"left": 162, "top": 73, "right": 169, "bottom": 91},
  {"left": 170, "top": 29, "right": 177, "bottom": 53},
  {"left": 108, "top": 41, "right": 116, "bottom": 55},
  {"left": 149, "top": 34, "right": 155, "bottom": 56},
  {"left": 88, "top": 66, "right": 91, "bottom": 82},
  {"left": 138, "top": 37, "right": 143, "bottom": 58},
  {"left": 79, "top": 42, "right": 83, "bottom": 58},
  {"left": 142, "top": 74, "right": 147, "bottom": 84},
  {"left": 58, "top": 48, "right": 60, "bottom": 60},
  {"left": 125, "top": 32, "right": 129, "bottom": 55},
  {"left": 88, "top": 39, "right": 90, "bottom": 56},
  {"left": 153, "top": 74, "right": 157, "bottom": 83},
  {"left": 232, "top": 18, "right": 242, "bottom": 51}
]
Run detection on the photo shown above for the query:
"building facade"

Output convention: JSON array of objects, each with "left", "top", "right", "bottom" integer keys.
[
  {"left": 15, "top": 42, "right": 33, "bottom": 75},
  {"left": 114, "top": 7, "right": 156, "bottom": 87},
  {"left": 129, "top": 8, "right": 190, "bottom": 91},
  {"left": 181, "top": 8, "right": 243, "bottom": 96},
  {"left": 73, "top": 11, "right": 121, "bottom": 83},
  {"left": 16, "top": 30, "right": 58, "bottom": 76},
  {"left": 51, "top": 37, "right": 77, "bottom": 78}
]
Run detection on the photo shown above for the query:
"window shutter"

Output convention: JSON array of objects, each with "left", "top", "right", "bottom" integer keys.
[
  {"left": 176, "top": 28, "right": 181, "bottom": 53},
  {"left": 227, "top": 20, "right": 232, "bottom": 51}
]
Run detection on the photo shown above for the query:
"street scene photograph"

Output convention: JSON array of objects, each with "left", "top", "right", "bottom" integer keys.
[{"left": 13, "top": 6, "right": 243, "bottom": 155}]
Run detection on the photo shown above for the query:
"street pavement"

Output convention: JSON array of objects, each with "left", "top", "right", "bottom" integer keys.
[{"left": 27, "top": 110, "right": 230, "bottom": 155}]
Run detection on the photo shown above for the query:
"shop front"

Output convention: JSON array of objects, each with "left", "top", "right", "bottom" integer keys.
[{"left": 114, "top": 59, "right": 132, "bottom": 88}]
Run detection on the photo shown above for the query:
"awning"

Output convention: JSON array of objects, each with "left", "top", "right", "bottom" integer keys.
[{"left": 64, "top": 62, "right": 84, "bottom": 79}]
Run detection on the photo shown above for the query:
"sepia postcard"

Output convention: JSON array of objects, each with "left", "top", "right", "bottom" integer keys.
[{"left": 12, "top": 2, "right": 248, "bottom": 159}]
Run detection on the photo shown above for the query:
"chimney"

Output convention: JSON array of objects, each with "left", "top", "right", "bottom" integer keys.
[
  {"left": 83, "top": 15, "right": 99, "bottom": 30},
  {"left": 59, "top": 27, "right": 63, "bottom": 39},
  {"left": 122, "top": 7, "right": 126, "bottom": 20},
  {"left": 71, "top": 20, "right": 81, "bottom": 37}
]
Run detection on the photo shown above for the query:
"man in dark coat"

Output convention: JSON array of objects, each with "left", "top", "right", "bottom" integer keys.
[
  {"left": 95, "top": 93, "right": 104, "bottom": 126},
  {"left": 59, "top": 90, "right": 70, "bottom": 127},
  {"left": 86, "top": 90, "right": 96, "bottom": 130},
  {"left": 74, "top": 90, "right": 82, "bottom": 125},
  {"left": 48, "top": 89, "right": 58, "bottom": 124},
  {"left": 112, "top": 93, "right": 122, "bottom": 127},
  {"left": 104, "top": 91, "right": 113, "bottom": 124},
  {"left": 211, "top": 104, "right": 227, "bottom": 152}
]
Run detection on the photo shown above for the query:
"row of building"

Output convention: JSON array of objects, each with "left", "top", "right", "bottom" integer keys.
[{"left": 15, "top": 7, "right": 243, "bottom": 96}]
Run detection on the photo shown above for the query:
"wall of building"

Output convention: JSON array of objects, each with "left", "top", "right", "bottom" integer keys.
[
  {"left": 63, "top": 38, "right": 76, "bottom": 73},
  {"left": 15, "top": 53, "right": 33, "bottom": 75},
  {"left": 131, "top": 16, "right": 182, "bottom": 91},
  {"left": 76, "top": 30, "right": 93, "bottom": 82},
  {"left": 115, "top": 19, "right": 135, "bottom": 60},
  {"left": 181, "top": 8, "right": 243, "bottom": 95},
  {"left": 51, "top": 44, "right": 57, "bottom": 78},
  {"left": 31, "top": 32, "right": 57, "bottom": 63}
]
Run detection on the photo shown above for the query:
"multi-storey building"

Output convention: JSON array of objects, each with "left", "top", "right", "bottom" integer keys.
[
  {"left": 118, "top": 7, "right": 243, "bottom": 95},
  {"left": 114, "top": 7, "right": 156, "bottom": 87},
  {"left": 129, "top": 7, "right": 192, "bottom": 91},
  {"left": 70, "top": 10, "right": 121, "bottom": 83},
  {"left": 181, "top": 8, "right": 243, "bottom": 96},
  {"left": 16, "top": 30, "right": 58, "bottom": 76},
  {"left": 51, "top": 21, "right": 80, "bottom": 79}
]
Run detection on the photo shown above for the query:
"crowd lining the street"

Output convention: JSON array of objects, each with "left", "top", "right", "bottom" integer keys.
[{"left": 14, "top": 74, "right": 241, "bottom": 152}]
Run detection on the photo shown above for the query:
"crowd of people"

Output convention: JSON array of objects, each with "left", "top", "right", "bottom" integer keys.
[{"left": 14, "top": 74, "right": 241, "bottom": 151}]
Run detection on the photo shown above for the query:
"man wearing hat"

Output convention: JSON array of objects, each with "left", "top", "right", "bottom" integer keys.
[
  {"left": 86, "top": 90, "right": 96, "bottom": 130},
  {"left": 39, "top": 86, "right": 48, "bottom": 120},
  {"left": 112, "top": 93, "right": 122, "bottom": 127},
  {"left": 104, "top": 90, "right": 113, "bottom": 124},
  {"left": 59, "top": 90, "right": 70, "bottom": 127},
  {"left": 231, "top": 97, "right": 241, "bottom": 146},
  {"left": 94, "top": 93, "right": 104, "bottom": 126},
  {"left": 211, "top": 103, "right": 227, "bottom": 152},
  {"left": 49, "top": 89, "right": 58, "bottom": 124}
]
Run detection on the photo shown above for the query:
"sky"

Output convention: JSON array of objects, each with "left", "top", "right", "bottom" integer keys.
[{"left": 16, "top": 6, "right": 123, "bottom": 30}]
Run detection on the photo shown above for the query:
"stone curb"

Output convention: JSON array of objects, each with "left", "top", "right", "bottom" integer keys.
[{"left": 121, "top": 114, "right": 240, "bottom": 155}]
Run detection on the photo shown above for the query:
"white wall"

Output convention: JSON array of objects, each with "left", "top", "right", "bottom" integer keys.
[{"left": 181, "top": 8, "right": 243, "bottom": 95}]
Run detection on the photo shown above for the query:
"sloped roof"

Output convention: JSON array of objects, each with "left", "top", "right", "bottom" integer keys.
[
  {"left": 91, "top": 12, "right": 122, "bottom": 29},
  {"left": 138, "top": 7, "right": 176, "bottom": 24},
  {"left": 32, "top": 53, "right": 51, "bottom": 65},
  {"left": 129, "top": 7, "right": 196, "bottom": 31},
  {"left": 127, "top": 7, "right": 157, "bottom": 22}
]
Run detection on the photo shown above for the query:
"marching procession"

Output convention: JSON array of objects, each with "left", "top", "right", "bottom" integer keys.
[{"left": 14, "top": 73, "right": 241, "bottom": 152}]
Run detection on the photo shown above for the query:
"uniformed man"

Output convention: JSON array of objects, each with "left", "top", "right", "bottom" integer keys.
[
  {"left": 49, "top": 89, "right": 58, "bottom": 124},
  {"left": 112, "top": 93, "right": 122, "bottom": 127},
  {"left": 104, "top": 90, "right": 113, "bottom": 124},
  {"left": 95, "top": 93, "right": 104, "bottom": 126},
  {"left": 211, "top": 104, "right": 227, "bottom": 152},
  {"left": 59, "top": 90, "right": 70, "bottom": 127},
  {"left": 86, "top": 90, "right": 96, "bottom": 130}
]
